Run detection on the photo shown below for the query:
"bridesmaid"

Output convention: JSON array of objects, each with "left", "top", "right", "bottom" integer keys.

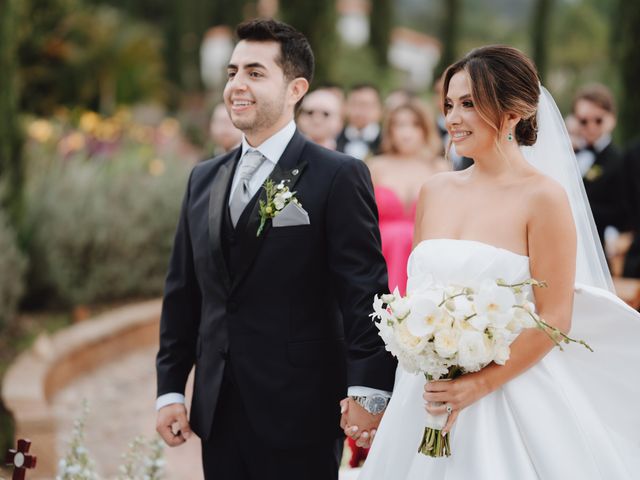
[{"left": 368, "top": 99, "right": 448, "bottom": 295}]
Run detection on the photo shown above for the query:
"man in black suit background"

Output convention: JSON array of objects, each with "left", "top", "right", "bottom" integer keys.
[
  {"left": 572, "top": 84, "right": 628, "bottom": 247},
  {"left": 336, "top": 84, "right": 383, "bottom": 160},
  {"left": 155, "top": 19, "right": 396, "bottom": 480}
]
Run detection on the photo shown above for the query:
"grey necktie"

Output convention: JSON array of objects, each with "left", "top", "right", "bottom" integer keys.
[{"left": 229, "top": 149, "right": 265, "bottom": 226}]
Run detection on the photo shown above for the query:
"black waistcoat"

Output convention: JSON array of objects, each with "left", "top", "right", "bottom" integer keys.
[{"left": 221, "top": 190, "right": 261, "bottom": 279}]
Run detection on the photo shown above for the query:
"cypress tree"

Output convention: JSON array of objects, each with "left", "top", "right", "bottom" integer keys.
[
  {"left": 279, "top": 0, "right": 336, "bottom": 86},
  {"left": 370, "top": 0, "right": 393, "bottom": 68},
  {"left": 531, "top": 0, "right": 554, "bottom": 82},
  {"left": 0, "top": 0, "right": 24, "bottom": 224},
  {"left": 435, "top": 0, "right": 461, "bottom": 77},
  {"left": 613, "top": 0, "right": 640, "bottom": 144}
]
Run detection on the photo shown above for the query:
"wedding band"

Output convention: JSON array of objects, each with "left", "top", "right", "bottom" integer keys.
[{"left": 446, "top": 404, "right": 453, "bottom": 414}]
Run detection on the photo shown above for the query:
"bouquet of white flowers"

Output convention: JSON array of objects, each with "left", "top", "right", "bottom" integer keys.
[{"left": 371, "top": 278, "right": 591, "bottom": 457}]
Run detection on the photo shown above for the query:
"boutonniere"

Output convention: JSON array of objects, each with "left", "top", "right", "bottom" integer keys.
[
  {"left": 585, "top": 164, "right": 603, "bottom": 182},
  {"left": 257, "top": 179, "right": 302, "bottom": 236}
]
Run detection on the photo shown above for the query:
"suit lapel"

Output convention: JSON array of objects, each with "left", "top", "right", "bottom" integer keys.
[
  {"left": 232, "top": 130, "right": 309, "bottom": 291},
  {"left": 208, "top": 150, "right": 240, "bottom": 292}
]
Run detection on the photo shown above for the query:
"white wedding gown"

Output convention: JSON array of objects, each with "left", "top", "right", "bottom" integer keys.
[{"left": 359, "top": 238, "right": 640, "bottom": 480}]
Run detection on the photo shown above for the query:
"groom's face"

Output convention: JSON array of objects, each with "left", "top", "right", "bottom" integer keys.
[{"left": 224, "top": 40, "right": 292, "bottom": 144}]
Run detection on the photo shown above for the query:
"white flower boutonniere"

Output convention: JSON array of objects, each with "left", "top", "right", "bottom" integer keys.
[{"left": 257, "top": 179, "right": 302, "bottom": 236}]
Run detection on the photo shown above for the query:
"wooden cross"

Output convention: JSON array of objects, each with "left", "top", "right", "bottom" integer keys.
[{"left": 5, "top": 439, "right": 37, "bottom": 480}]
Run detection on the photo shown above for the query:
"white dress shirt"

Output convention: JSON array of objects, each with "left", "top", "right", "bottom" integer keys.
[
  {"left": 576, "top": 134, "right": 611, "bottom": 177},
  {"left": 156, "top": 120, "right": 390, "bottom": 410}
]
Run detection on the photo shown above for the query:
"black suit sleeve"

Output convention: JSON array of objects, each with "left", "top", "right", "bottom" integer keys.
[
  {"left": 156, "top": 169, "right": 202, "bottom": 396},
  {"left": 325, "top": 158, "right": 397, "bottom": 391}
]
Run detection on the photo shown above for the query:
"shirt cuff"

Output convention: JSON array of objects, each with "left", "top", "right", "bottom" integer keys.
[
  {"left": 156, "top": 393, "right": 186, "bottom": 411},
  {"left": 348, "top": 386, "right": 392, "bottom": 398}
]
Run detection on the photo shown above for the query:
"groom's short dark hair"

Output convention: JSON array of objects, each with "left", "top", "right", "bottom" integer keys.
[{"left": 236, "top": 18, "right": 314, "bottom": 84}]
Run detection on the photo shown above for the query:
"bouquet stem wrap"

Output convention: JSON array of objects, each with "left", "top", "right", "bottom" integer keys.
[{"left": 419, "top": 371, "right": 459, "bottom": 457}]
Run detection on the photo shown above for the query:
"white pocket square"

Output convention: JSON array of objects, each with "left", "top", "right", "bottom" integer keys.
[{"left": 272, "top": 201, "right": 310, "bottom": 227}]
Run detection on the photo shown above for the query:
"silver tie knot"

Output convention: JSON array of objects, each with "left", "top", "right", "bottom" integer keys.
[{"left": 229, "top": 149, "right": 265, "bottom": 226}]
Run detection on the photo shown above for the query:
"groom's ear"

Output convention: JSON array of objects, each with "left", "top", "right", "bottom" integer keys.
[{"left": 288, "top": 77, "right": 310, "bottom": 107}]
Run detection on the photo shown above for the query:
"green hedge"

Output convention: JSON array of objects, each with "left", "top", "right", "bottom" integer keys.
[
  {"left": 0, "top": 207, "right": 26, "bottom": 329},
  {"left": 21, "top": 154, "right": 189, "bottom": 306}
]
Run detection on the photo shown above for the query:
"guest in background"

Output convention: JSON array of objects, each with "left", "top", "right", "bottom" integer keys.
[
  {"left": 336, "top": 84, "right": 383, "bottom": 160},
  {"left": 572, "top": 84, "right": 627, "bottom": 247},
  {"left": 565, "top": 114, "right": 586, "bottom": 152},
  {"left": 384, "top": 88, "right": 416, "bottom": 111},
  {"left": 297, "top": 88, "right": 343, "bottom": 150},
  {"left": 368, "top": 99, "right": 447, "bottom": 295},
  {"left": 209, "top": 102, "right": 242, "bottom": 155}
]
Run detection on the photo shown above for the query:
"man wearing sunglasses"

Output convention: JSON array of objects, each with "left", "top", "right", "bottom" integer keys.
[
  {"left": 297, "top": 88, "right": 344, "bottom": 150},
  {"left": 573, "top": 84, "right": 627, "bottom": 246}
]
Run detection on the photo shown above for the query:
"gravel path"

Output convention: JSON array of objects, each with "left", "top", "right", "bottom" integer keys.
[
  {"left": 51, "top": 345, "right": 360, "bottom": 479},
  {"left": 52, "top": 345, "right": 202, "bottom": 480}
]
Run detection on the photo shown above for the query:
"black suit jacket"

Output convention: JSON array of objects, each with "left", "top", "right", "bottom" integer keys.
[
  {"left": 156, "top": 130, "right": 397, "bottom": 448},
  {"left": 582, "top": 142, "right": 627, "bottom": 243}
]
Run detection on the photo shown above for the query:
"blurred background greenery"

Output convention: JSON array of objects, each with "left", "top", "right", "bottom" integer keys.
[{"left": 0, "top": 0, "right": 639, "bottom": 455}]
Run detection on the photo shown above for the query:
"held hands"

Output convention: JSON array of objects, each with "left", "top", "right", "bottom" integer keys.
[
  {"left": 423, "top": 372, "right": 490, "bottom": 434},
  {"left": 340, "top": 397, "right": 383, "bottom": 449},
  {"left": 156, "top": 403, "right": 193, "bottom": 447}
]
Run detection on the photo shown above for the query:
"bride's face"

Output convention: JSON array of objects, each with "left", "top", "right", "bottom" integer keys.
[{"left": 444, "top": 71, "right": 496, "bottom": 159}]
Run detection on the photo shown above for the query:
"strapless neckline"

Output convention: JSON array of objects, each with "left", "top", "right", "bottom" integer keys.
[{"left": 414, "top": 238, "right": 529, "bottom": 261}]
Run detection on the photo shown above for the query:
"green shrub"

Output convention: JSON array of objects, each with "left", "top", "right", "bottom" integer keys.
[
  {"left": 22, "top": 154, "right": 189, "bottom": 306},
  {"left": 0, "top": 207, "right": 27, "bottom": 329}
]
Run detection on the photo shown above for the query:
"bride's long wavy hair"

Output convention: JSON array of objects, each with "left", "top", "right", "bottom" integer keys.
[{"left": 441, "top": 45, "right": 541, "bottom": 160}]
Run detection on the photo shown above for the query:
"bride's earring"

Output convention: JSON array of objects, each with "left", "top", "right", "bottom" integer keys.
[{"left": 507, "top": 130, "right": 513, "bottom": 141}]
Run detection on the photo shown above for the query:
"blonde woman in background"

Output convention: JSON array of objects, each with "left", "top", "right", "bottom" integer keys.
[{"left": 368, "top": 99, "right": 448, "bottom": 295}]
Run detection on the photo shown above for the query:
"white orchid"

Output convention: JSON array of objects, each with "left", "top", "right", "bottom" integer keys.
[{"left": 406, "top": 294, "right": 446, "bottom": 337}]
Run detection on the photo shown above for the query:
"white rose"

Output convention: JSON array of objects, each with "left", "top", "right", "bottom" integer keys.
[
  {"left": 434, "top": 328, "right": 459, "bottom": 358},
  {"left": 394, "top": 321, "right": 429, "bottom": 354},
  {"left": 457, "top": 330, "right": 490, "bottom": 371},
  {"left": 282, "top": 191, "right": 293, "bottom": 200}
]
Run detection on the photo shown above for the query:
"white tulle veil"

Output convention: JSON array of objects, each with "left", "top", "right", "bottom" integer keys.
[{"left": 521, "top": 86, "right": 614, "bottom": 292}]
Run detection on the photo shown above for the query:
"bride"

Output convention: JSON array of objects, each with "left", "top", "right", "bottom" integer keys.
[{"left": 349, "top": 45, "right": 640, "bottom": 479}]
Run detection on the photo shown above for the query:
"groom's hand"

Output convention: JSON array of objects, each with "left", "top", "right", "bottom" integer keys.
[
  {"left": 340, "top": 397, "right": 383, "bottom": 448},
  {"left": 156, "top": 403, "right": 192, "bottom": 447}
]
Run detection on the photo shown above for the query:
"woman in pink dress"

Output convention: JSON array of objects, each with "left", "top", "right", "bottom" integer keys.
[
  {"left": 346, "top": 99, "right": 449, "bottom": 468},
  {"left": 369, "top": 99, "right": 449, "bottom": 295}
]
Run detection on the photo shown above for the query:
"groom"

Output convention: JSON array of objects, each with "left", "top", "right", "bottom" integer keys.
[{"left": 155, "top": 18, "right": 396, "bottom": 480}]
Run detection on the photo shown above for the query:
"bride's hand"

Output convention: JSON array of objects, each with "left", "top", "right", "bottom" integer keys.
[{"left": 423, "top": 373, "right": 490, "bottom": 434}]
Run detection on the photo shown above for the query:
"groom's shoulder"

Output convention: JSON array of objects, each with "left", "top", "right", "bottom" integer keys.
[{"left": 189, "top": 149, "right": 238, "bottom": 182}]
